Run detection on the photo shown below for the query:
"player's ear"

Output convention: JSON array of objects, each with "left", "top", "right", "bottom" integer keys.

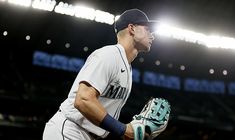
[{"left": 127, "top": 24, "right": 135, "bottom": 35}]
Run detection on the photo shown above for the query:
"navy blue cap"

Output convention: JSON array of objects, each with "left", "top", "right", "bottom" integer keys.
[{"left": 114, "top": 9, "right": 157, "bottom": 33}]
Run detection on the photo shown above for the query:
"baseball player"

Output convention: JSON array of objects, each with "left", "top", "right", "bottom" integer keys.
[{"left": 43, "top": 9, "right": 157, "bottom": 140}]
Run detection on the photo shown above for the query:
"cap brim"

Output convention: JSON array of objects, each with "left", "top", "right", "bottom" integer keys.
[
  {"left": 137, "top": 20, "right": 159, "bottom": 33},
  {"left": 146, "top": 20, "right": 159, "bottom": 33}
]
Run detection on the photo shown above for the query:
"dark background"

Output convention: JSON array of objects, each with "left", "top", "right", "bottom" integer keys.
[{"left": 0, "top": 0, "right": 235, "bottom": 139}]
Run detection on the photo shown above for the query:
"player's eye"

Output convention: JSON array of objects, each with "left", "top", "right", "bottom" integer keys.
[{"left": 145, "top": 26, "right": 150, "bottom": 32}]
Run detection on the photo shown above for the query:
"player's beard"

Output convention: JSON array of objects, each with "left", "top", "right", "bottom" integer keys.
[
  {"left": 144, "top": 42, "right": 151, "bottom": 52},
  {"left": 134, "top": 40, "right": 151, "bottom": 52},
  {"left": 133, "top": 30, "right": 151, "bottom": 52}
]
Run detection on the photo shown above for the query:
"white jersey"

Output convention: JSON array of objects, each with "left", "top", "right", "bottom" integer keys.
[{"left": 60, "top": 44, "right": 132, "bottom": 138}]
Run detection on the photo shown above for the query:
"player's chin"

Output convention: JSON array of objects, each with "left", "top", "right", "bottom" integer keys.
[
  {"left": 145, "top": 47, "right": 151, "bottom": 52},
  {"left": 144, "top": 45, "right": 151, "bottom": 52},
  {"left": 140, "top": 47, "right": 150, "bottom": 53},
  {"left": 138, "top": 44, "right": 151, "bottom": 52}
]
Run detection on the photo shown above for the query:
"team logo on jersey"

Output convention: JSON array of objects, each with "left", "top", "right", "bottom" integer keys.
[
  {"left": 101, "top": 80, "right": 127, "bottom": 99},
  {"left": 121, "top": 68, "right": 125, "bottom": 73}
]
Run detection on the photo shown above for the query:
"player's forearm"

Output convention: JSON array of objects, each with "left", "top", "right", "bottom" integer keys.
[
  {"left": 74, "top": 83, "right": 127, "bottom": 137},
  {"left": 74, "top": 82, "right": 108, "bottom": 125},
  {"left": 74, "top": 93, "right": 107, "bottom": 126}
]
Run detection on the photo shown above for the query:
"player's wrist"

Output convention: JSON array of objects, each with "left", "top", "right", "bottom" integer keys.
[{"left": 100, "top": 114, "right": 126, "bottom": 136}]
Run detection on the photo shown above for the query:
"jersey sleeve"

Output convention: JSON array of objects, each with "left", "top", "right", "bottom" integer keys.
[{"left": 77, "top": 50, "right": 117, "bottom": 95}]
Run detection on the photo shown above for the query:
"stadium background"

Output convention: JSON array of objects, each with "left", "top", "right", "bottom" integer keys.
[{"left": 0, "top": 0, "right": 235, "bottom": 139}]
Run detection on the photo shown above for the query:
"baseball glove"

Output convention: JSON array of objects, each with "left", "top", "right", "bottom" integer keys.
[{"left": 130, "top": 97, "right": 171, "bottom": 140}]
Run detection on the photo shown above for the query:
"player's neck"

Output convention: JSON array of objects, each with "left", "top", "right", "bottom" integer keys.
[{"left": 118, "top": 41, "right": 138, "bottom": 64}]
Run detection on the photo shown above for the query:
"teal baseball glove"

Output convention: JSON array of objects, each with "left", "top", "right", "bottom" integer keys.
[{"left": 130, "top": 97, "right": 171, "bottom": 140}]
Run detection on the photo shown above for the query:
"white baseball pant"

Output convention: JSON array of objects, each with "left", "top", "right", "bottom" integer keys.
[{"left": 43, "top": 110, "right": 97, "bottom": 140}]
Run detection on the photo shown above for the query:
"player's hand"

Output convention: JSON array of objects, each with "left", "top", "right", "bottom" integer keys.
[
  {"left": 123, "top": 123, "right": 150, "bottom": 140},
  {"left": 123, "top": 123, "right": 134, "bottom": 140}
]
